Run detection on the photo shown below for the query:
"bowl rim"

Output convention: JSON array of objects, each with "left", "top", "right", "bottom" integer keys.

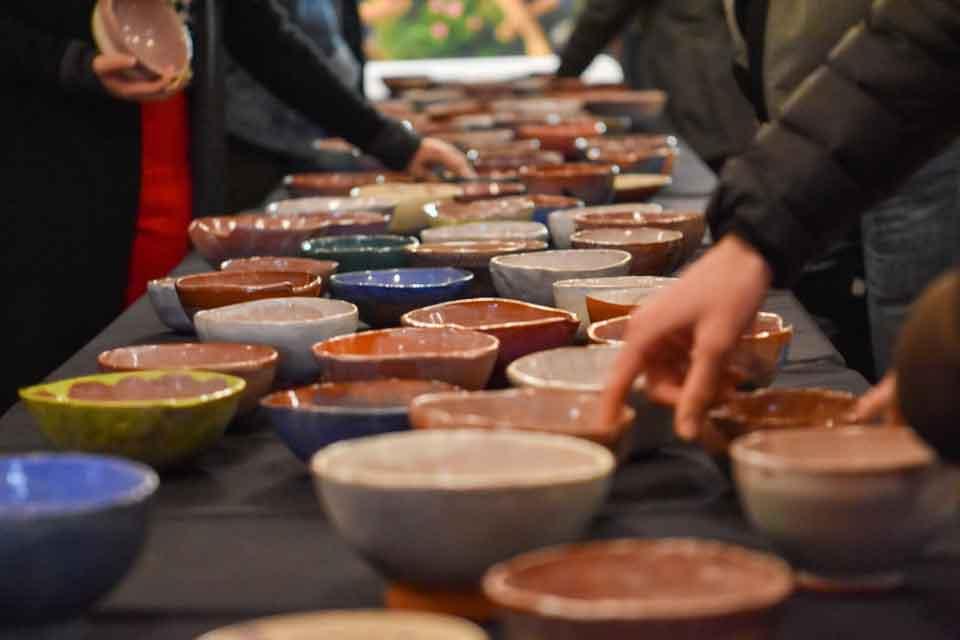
[
  {"left": 174, "top": 270, "right": 321, "bottom": 293},
  {"left": 490, "top": 249, "right": 633, "bottom": 273},
  {"left": 570, "top": 227, "right": 683, "bottom": 246},
  {"left": 97, "top": 342, "right": 280, "bottom": 372},
  {"left": 192, "top": 298, "right": 358, "bottom": 327},
  {"left": 267, "top": 196, "right": 399, "bottom": 216},
  {"left": 19, "top": 370, "right": 246, "bottom": 409},
  {"left": 506, "top": 345, "right": 637, "bottom": 392},
  {"left": 311, "top": 428, "right": 615, "bottom": 490},
  {"left": 401, "top": 297, "right": 579, "bottom": 332},
  {"left": 482, "top": 537, "right": 794, "bottom": 621},
  {"left": 586, "top": 316, "right": 630, "bottom": 345},
  {"left": 313, "top": 327, "right": 501, "bottom": 362},
  {"left": 0, "top": 452, "right": 159, "bottom": 517},
  {"left": 708, "top": 387, "right": 858, "bottom": 429},
  {"left": 219, "top": 256, "right": 340, "bottom": 274},
  {"left": 330, "top": 267, "right": 475, "bottom": 290},
  {"left": 742, "top": 312, "right": 794, "bottom": 341},
  {"left": 301, "top": 234, "right": 420, "bottom": 255},
  {"left": 553, "top": 275, "right": 677, "bottom": 291},
  {"left": 260, "top": 379, "right": 459, "bottom": 416}
]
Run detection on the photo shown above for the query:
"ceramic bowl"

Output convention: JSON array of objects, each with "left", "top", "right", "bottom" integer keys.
[
  {"left": 313, "top": 327, "right": 499, "bottom": 390},
  {"left": 410, "top": 388, "right": 635, "bottom": 456},
  {"left": 732, "top": 427, "right": 959, "bottom": 589},
  {"left": 97, "top": 343, "right": 278, "bottom": 414},
  {"left": 519, "top": 164, "right": 618, "bottom": 205},
  {"left": 587, "top": 315, "right": 630, "bottom": 345},
  {"left": 586, "top": 286, "right": 672, "bottom": 323},
  {"left": 455, "top": 181, "right": 528, "bottom": 202},
  {"left": 219, "top": 256, "right": 338, "bottom": 290},
  {"left": 524, "top": 194, "right": 584, "bottom": 226},
  {"left": 465, "top": 139, "right": 543, "bottom": 159},
  {"left": 0, "top": 453, "right": 157, "bottom": 622},
  {"left": 490, "top": 250, "right": 632, "bottom": 307},
  {"left": 411, "top": 241, "right": 548, "bottom": 297},
  {"left": 516, "top": 123, "right": 607, "bottom": 159},
  {"left": 383, "top": 74, "right": 434, "bottom": 96},
  {"left": 506, "top": 345, "right": 672, "bottom": 453},
  {"left": 436, "top": 129, "right": 516, "bottom": 150},
  {"left": 421, "top": 221, "right": 549, "bottom": 245},
  {"left": 329, "top": 268, "right": 474, "bottom": 328},
  {"left": 19, "top": 371, "right": 244, "bottom": 468},
  {"left": 261, "top": 379, "right": 459, "bottom": 462},
  {"left": 194, "top": 298, "right": 358, "bottom": 384},
  {"left": 267, "top": 196, "right": 397, "bottom": 219},
  {"left": 300, "top": 234, "right": 419, "bottom": 273},
  {"left": 580, "top": 89, "right": 668, "bottom": 129},
  {"left": 576, "top": 134, "right": 677, "bottom": 155},
  {"left": 175, "top": 270, "right": 322, "bottom": 318},
  {"left": 553, "top": 276, "right": 676, "bottom": 337},
  {"left": 424, "top": 197, "right": 535, "bottom": 227},
  {"left": 189, "top": 213, "right": 388, "bottom": 265},
  {"left": 585, "top": 147, "right": 677, "bottom": 176},
  {"left": 403, "top": 87, "right": 467, "bottom": 107},
  {"left": 491, "top": 96, "right": 584, "bottom": 116},
  {"left": 571, "top": 228, "right": 683, "bottom": 275},
  {"left": 613, "top": 174, "right": 674, "bottom": 202},
  {"left": 471, "top": 151, "right": 564, "bottom": 173},
  {"left": 402, "top": 298, "right": 578, "bottom": 370},
  {"left": 352, "top": 183, "right": 464, "bottom": 234},
  {"left": 575, "top": 209, "right": 706, "bottom": 263},
  {"left": 709, "top": 387, "right": 858, "bottom": 443},
  {"left": 734, "top": 313, "right": 794, "bottom": 388},
  {"left": 312, "top": 429, "right": 614, "bottom": 589},
  {"left": 283, "top": 172, "right": 414, "bottom": 196},
  {"left": 484, "top": 538, "right": 793, "bottom": 640},
  {"left": 546, "top": 208, "right": 581, "bottom": 249},
  {"left": 95, "top": 0, "right": 191, "bottom": 85},
  {"left": 198, "top": 610, "right": 489, "bottom": 640},
  {"left": 147, "top": 277, "right": 193, "bottom": 333}
]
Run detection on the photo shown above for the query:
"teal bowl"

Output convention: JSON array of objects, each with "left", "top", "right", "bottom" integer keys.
[{"left": 301, "top": 235, "right": 419, "bottom": 273}]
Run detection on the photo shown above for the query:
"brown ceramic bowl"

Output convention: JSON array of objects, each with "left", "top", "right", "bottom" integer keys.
[
  {"left": 436, "top": 129, "right": 516, "bottom": 150},
  {"left": 382, "top": 75, "right": 434, "bottom": 97},
  {"left": 704, "top": 388, "right": 858, "bottom": 458},
  {"left": 734, "top": 313, "right": 794, "bottom": 388},
  {"left": 97, "top": 343, "right": 278, "bottom": 414},
  {"left": 189, "top": 212, "right": 389, "bottom": 265},
  {"left": 175, "top": 271, "right": 321, "bottom": 318},
  {"left": 490, "top": 98, "right": 584, "bottom": 118},
  {"left": 571, "top": 228, "right": 683, "bottom": 275},
  {"left": 97, "top": 0, "right": 191, "bottom": 83},
  {"left": 411, "top": 241, "right": 547, "bottom": 296},
  {"left": 425, "top": 197, "right": 535, "bottom": 227},
  {"left": 425, "top": 100, "right": 488, "bottom": 122},
  {"left": 455, "top": 181, "right": 528, "bottom": 202},
  {"left": 574, "top": 208, "right": 705, "bottom": 263},
  {"left": 401, "top": 298, "right": 578, "bottom": 370},
  {"left": 483, "top": 538, "right": 794, "bottom": 640},
  {"left": 516, "top": 123, "right": 607, "bottom": 159},
  {"left": 518, "top": 164, "right": 617, "bottom": 206},
  {"left": 282, "top": 172, "right": 414, "bottom": 196},
  {"left": 613, "top": 174, "right": 673, "bottom": 202},
  {"left": 586, "top": 287, "right": 670, "bottom": 323},
  {"left": 587, "top": 316, "right": 629, "bottom": 345},
  {"left": 409, "top": 388, "right": 635, "bottom": 455},
  {"left": 471, "top": 151, "right": 565, "bottom": 172},
  {"left": 576, "top": 134, "right": 676, "bottom": 155},
  {"left": 586, "top": 147, "right": 676, "bottom": 176},
  {"left": 313, "top": 327, "right": 499, "bottom": 390},
  {"left": 220, "top": 256, "right": 339, "bottom": 284}
]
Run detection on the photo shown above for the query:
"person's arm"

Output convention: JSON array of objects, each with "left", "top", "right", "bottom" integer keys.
[
  {"left": 223, "top": 0, "right": 420, "bottom": 170},
  {"left": 555, "top": 0, "right": 647, "bottom": 77}
]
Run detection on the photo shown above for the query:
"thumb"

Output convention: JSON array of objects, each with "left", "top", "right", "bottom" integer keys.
[{"left": 94, "top": 53, "right": 138, "bottom": 74}]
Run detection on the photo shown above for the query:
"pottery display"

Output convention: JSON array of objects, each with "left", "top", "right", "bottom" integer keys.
[
  {"left": 553, "top": 276, "right": 676, "bottom": 337},
  {"left": 401, "top": 298, "right": 578, "bottom": 370},
  {"left": 329, "top": 268, "right": 474, "bottom": 328},
  {"left": 518, "top": 164, "right": 618, "bottom": 205},
  {"left": 490, "top": 250, "right": 632, "bottom": 307},
  {"left": 732, "top": 427, "right": 959, "bottom": 590},
  {"left": 0, "top": 453, "right": 157, "bottom": 622},
  {"left": 516, "top": 123, "right": 607, "bottom": 159},
  {"left": 175, "top": 270, "right": 322, "bottom": 318},
  {"left": 194, "top": 298, "right": 358, "bottom": 384},
  {"left": 189, "top": 212, "right": 388, "bottom": 265},
  {"left": 409, "top": 388, "right": 635, "bottom": 455},
  {"left": 352, "top": 183, "right": 464, "bottom": 234},
  {"left": 613, "top": 174, "right": 673, "bottom": 202},
  {"left": 19, "top": 370, "right": 245, "bottom": 468},
  {"left": 483, "top": 538, "right": 793, "bottom": 640},
  {"left": 300, "top": 234, "right": 419, "bottom": 273},
  {"left": 571, "top": 228, "right": 683, "bottom": 275},
  {"left": 709, "top": 388, "right": 858, "bottom": 445},
  {"left": 421, "top": 221, "right": 549, "bottom": 245},
  {"left": 312, "top": 429, "right": 614, "bottom": 593},
  {"left": 261, "top": 379, "right": 459, "bottom": 462},
  {"left": 585, "top": 146, "right": 677, "bottom": 176},
  {"left": 578, "top": 89, "right": 668, "bottom": 129},
  {"left": 586, "top": 286, "right": 671, "bottom": 323},
  {"left": 283, "top": 171, "right": 414, "bottom": 196},
  {"left": 147, "top": 277, "right": 193, "bottom": 333},
  {"left": 455, "top": 181, "right": 528, "bottom": 202},
  {"left": 97, "top": 343, "right": 279, "bottom": 414},
  {"left": 313, "top": 327, "right": 499, "bottom": 390},
  {"left": 410, "top": 241, "right": 547, "bottom": 297},
  {"left": 471, "top": 151, "right": 564, "bottom": 173},
  {"left": 424, "top": 197, "right": 535, "bottom": 227},
  {"left": 198, "top": 610, "right": 489, "bottom": 640},
  {"left": 267, "top": 196, "right": 397, "bottom": 218},
  {"left": 576, "top": 208, "right": 706, "bottom": 263}
]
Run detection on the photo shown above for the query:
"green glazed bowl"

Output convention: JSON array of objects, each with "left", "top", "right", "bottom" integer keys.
[
  {"left": 19, "top": 370, "right": 245, "bottom": 469},
  {"left": 300, "top": 234, "right": 419, "bottom": 273}
]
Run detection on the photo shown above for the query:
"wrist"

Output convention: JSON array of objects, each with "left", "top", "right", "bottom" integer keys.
[{"left": 720, "top": 233, "right": 774, "bottom": 289}]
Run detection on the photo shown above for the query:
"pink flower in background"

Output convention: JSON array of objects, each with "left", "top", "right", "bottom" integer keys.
[
  {"left": 430, "top": 21, "right": 450, "bottom": 40},
  {"left": 427, "top": 0, "right": 445, "bottom": 14},
  {"left": 465, "top": 15, "right": 483, "bottom": 32},
  {"left": 445, "top": 1, "right": 464, "bottom": 18}
]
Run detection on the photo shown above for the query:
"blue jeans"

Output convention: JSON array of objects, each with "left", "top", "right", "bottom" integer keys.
[{"left": 861, "top": 140, "right": 960, "bottom": 374}]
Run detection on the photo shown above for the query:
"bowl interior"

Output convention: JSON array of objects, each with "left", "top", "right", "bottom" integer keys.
[
  {"left": 332, "top": 268, "right": 473, "bottom": 288},
  {"left": 20, "top": 370, "right": 244, "bottom": 406},
  {"left": 422, "top": 221, "right": 548, "bottom": 242},
  {"left": 220, "top": 257, "right": 339, "bottom": 278},
  {"left": 508, "top": 346, "right": 621, "bottom": 392},
  {"left": 99, "top": 343, "right": 277, "bottom": 370},
  {"left": 302, "top": 235, "right": 418, "bottom": 252},
  {"left": 109, "top": 0, "right": 189, "bottom": 75},
  {"left": 262, "top": 379, "right": 459, "bottom": 412},
  {"left": 317, "top": 328, "right": 496, "bottom": 358},
  {"left": 494, "top": 249, "right": 630, "bottom": 271},
  {"left": 196, "top": 298, "right": 357, "bottom": 323},
  {"left": 176, "top": 270, "right": 315, "bottom": 291},
  {"left": 588, "top": 287, "right": 668, "bottom": 306},
  {"left": 713, "top": 388, "right": 857, "bottom": 430},
  {"left": 588, "top": 316, "right": 629, "bottom": 344},
  {"left": 405, "top": 299, "right": 573, "bottom": 328},
  {"left": 573, "top": 227, "right": 682, "bottom": 245},
  {"left": 268, "top": 197, "right": 397, "bottom": 217},
  {"left": 429, "top": 197, "right": 534, "bottom": 221}
]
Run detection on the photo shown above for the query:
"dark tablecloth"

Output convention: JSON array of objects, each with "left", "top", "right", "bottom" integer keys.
[{"left": 3, "top": 144, "right": 958, "bottom": 640}]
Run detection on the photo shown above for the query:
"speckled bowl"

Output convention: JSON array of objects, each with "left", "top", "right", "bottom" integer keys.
[
  {"left": 19, "top": 370, "right": 244, "bottom": 468},
  {"left": 300, "top": 235, "right": 419, "bottom": 273},
  {"left": 490, "top": 250, "right": 632, "bottom": 307},
  {"left": 571, "top": 227, "right": 683, "bottom": 275},
  {"left": 421, "top": 221, "right": 549, "bottom": 245},
  {"left": 261, "top": 379, "right": 459, "bottom": 462},
  {"left": 329, "top": 268, "right": 474, "bottom": 328}
]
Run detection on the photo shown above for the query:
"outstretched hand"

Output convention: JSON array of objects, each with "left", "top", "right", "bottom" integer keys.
[
  {"left": 851, "top": 373, "right": 903, "bottom": 424},
  {"left": 93, "top": 54, "right": 179, "bottom": 103},
  {"left": 407, "top": 138, "right": 477, "bottom": 179},
  {"left": 598, "top": 235, "right": 774, "bottom": 441}
]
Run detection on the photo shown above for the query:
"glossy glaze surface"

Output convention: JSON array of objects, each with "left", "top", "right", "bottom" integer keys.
[
  {"left": 425, "top": 197, "right": 535, "bottom": 227},
  {"left": 283, "top": 172, "right": 413, "bottom": 196},
  {"left": 301, "top": 234, "right": 419, "bottom": 273},
  {"left": 421, "top": 221, "right": 549, "bottom": 244},
  {"left": 554, "top": 276, "right": 676, "bottom": 337},
  {"left": 490, "top": 250, "right": 632, "bottom": 306},
  {"left": 519, "top": 164, "right": 617, "bottom": 205},
  {"left": 175, "top": 270, "right": 322, "bottom": 317},
  {"left": 571, "top": 228, "right": 683, "bottom": 275}
]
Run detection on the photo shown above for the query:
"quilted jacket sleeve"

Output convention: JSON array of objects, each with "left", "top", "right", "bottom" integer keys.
[
  {"left": 709, "top": 0, "right": 960, "bottom": 286},
  {"left": 0, "top": 12, "right": 101, "bottom": 93},
  {"left": 556, "top": 0, "right": 647, "bottom": 77}
]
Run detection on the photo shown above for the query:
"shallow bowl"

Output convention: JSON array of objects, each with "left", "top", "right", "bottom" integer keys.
[
  {"left": 424, "top": 197, "right": 535, "bottom": 227},
  {"left": 353, "top": 183, "right": 463, "bottom": 234},
  {"left": 580, "top": 89, "right": 668, "bottom": 129},
  {"left": 96, "top": 0, "right": 191, "bottom": 83},
  {"left": 571, "top": 227, "right": 683, "bottom": 275},
  {"left": 586, "top": 147, "right": 676, "bottom": 176},
  {"left": 411, "top": 241, "right": 547, "bottom": 296},
  {"left": 575, "top": 208, "right": 705, "bottom": 263},
  {"left": 300, "top": 234, "right": 419, "bottom": 273},
  {"left": 518, "top": 164, "right": 617, "bottom": 205},
  {"left": 282, "top": 171, "right": 414, "bottom": 196},
  {"left": 421, "top": 221, "right": 549, "bottom": 245},
  {"left": 553, "top": 276, "right": 676, "bottom": 337},
  {"left": 220, "top": 256, "right": 339, "bottom": 282},
  {"left": 516, "top": 123, "right": 607, "bottom": 159},
  {"left": 490, "top": 250, "right": 632, "bottom": 307},
  {"left": 613, "top": 174, "right": 673, "bottom": 202},
  {"left": 455, "top": 181, "right": 528, "bottom": 202},
  {"left": 175, "top": 270, "right": 322, "bottom": 318},
  {"left": 267, "top": 196, "right": 397, "bottom": 219}
]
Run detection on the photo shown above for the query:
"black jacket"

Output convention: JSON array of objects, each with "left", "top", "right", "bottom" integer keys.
[{"left": 711, "top": 0, "right": 960, "bottom": 286}]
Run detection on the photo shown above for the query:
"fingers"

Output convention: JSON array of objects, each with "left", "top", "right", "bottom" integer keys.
[
  {"left": 92, "top": 53, "right": 137, "bottom": 74},
  {"left": 851, "top": 374, "right": 898, "bottom": 423},
  {"left": 410, "top": 139, "right": 476, "bottom": 179},
  {"left": 675, "top": 335, "right": 730, "bottom": 441}
]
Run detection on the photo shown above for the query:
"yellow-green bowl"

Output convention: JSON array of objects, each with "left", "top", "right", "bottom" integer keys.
[{"left": 19, "top": 370, "right": 245, "bottom": 469}]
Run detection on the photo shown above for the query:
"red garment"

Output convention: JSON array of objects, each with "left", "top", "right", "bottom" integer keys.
[{"left": 124, "top": 93, "right": 192, "bottom": 306}]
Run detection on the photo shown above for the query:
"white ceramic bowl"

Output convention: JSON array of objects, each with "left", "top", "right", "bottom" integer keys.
[
  {"left": 553, "top": 276, "right": 676, "bottom": 337},
  {"left": 490, "top": 250, "right": 632, "bottom": 307},
  {"left": 546, "top": 209, "right": 580, "bottom": 249},
  {"left": 732, "top": 426, "right": 960, "bottom": 589},
  {"left": 312, "top": 429, "right": 614, "bottom": 589},
  {"left": 147, "top": 277, "right": 193, "bottom": 333},
  {"left": 266, "top": 196, "right": 397, "bottom": 218},
  {"left": 194, "top": 298, "right": 358, "bottom": 384},
  {"left": 421, "top": 221, "right": 549, "bottom": 244}
]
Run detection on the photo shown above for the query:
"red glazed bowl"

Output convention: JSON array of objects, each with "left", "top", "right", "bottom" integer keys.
[
  {"left": 518, "top": 164, "right": 618, "bottom": 206},
  {"left": 175, "top": 270, "right": 322, "bottom": 318},
  {"left": 571, "top": 227, "right": 683, "bottom": 276},
  {"left": 220, "top": 256, "right": 339, "bottom": 286},
  {"left": 574, "top": 208, "right": 705, "bottom": 263},
  {"left": 516, "top": 122, "right": 607, "bottom": 159}
]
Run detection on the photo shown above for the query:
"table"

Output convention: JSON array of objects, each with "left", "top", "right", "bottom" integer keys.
[{"left": 3, "top": 145, "right": 959, "bottom": 640}]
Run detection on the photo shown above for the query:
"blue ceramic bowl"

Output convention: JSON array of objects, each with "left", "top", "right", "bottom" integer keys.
[
  {"left": 528, "top": 194, "right": 585, "bottom": 226},
  {"left": 261, "top": 380, "right": 461, "bottom": 462},
  {"left": 329, "top": 267, "right": 474, "bottom": 327},
  {"left": 0, "top": 454, "right": 157, "bottom": 622},
  {"left": 300, "top": 235, "right": 419, "bottom": 273}
]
